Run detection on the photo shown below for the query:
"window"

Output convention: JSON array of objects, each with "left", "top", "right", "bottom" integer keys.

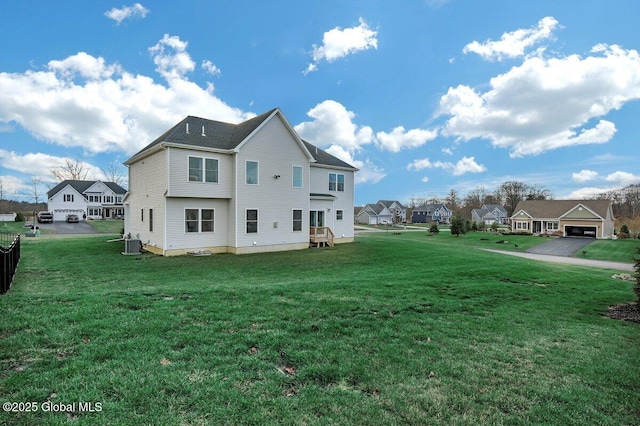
[
  {"left": 185, "top": 209, "right": 199, "bottom": 233},
  {"left": 201, "top": 209, "right": 214, "bottom": 232},
  {"left": 189, "top": 156, "right": 219, "bottom": 183},
  {"left": 189, "top": 157, "right": 202, "bottom": 182},
  {"left": 546, "top": 222, "right": 559, "bottom": 231},
  {"left": 292, "top": 166, "right": 303, "bottom": 188},
  {"left": 329, "top": 173, "right": 345, "bottom": 192},
  {"left": 336, "top": 210, "right": 343, "bottom": 221},
  {"left": 246, "top": 161, "right": 258, "bottom": 185},
  {"left": 104, "top": 195, "right": 113, "bottom": 204},
  {"left": 205, "top": 159, "right": 218, "bottom": 183},
  {"left": 246, "top": 209, "right": 258, "bottom": 233},
  {"left": 64, "top": 194, "right": 74, "bottom": 202},
  {"left": 141, "top": 209, "right": 144, "bottom": 222},
  {"left": 185, "top": 209, "right": 214, "bottom": 233},
  {"left": 292, "top": 209, "right": 302, "bottom": 231},
  {"left": 149, "top": 209, "right": 154, "bottom": 232},
  {"left": 515, "top": 221, "right": 529, "bottom": 230}
]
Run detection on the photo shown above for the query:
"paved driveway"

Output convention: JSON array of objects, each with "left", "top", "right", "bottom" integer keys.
[
  {"left": 525, "top": 237, "right": 593, "bottom": 256},
  {"left": 31, "top": 221, "right": 98, "bottom": 235}
]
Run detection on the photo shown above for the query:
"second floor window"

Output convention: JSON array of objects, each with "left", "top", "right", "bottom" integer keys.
[
  {"left": 329, "top": 173, "right": 345, "bottom": 192},
  {"left": 292, "top": 166, "right": 303, "bottom": 188},
  {"left": 189, "top": 156, "right": 219, "bottom": 183},
  {"left": 64, "top": 194, "right": 74, "bottom": 202},
  {"left": 246, "top": 161, "right": 259, "bottom": 185}
]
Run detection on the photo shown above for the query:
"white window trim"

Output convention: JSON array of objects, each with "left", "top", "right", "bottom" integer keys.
[
  {"left": 329, "top": 172, "right": 345, "bottom": 192},
  {"left": 184, "top": 208, "right": 215, "bottom": 233},
  {"left": 246, "top": 208, "right": 259, "bottom": 233},
  {"left": 292, "top": 208, "right": 303, "bottom": 232},
  {"left": 245, "top": 160, "right": 259, "bottom": 185},
  {"left": 188, "top": 155, "right": 219, "bottom": 184},
  {"left": 292, "top": 165, "right": 303, "bottom": 188}
]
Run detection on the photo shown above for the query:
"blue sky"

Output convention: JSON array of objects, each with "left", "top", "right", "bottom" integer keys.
[{"left": 1, "top": 0, "right": 638, "bottom": 205}]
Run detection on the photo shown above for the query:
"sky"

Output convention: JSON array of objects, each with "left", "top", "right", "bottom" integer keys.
[{"left": 0, "top": 0, "right": 639, "bottom": 206}]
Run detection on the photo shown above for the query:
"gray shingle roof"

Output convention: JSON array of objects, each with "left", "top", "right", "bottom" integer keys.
[
  {"left": 127, "top": 108, "right": 356, "bottom": 171},
  {"left": 47, "top": 180, "right": 127, "bottom": 199},
  {"left": 512, "top": 199, "right": 612, "bottom": 219}
]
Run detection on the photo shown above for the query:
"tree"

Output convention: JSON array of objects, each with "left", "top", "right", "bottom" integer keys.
[
  {"left": 429, "top": 223, "right": 439, "bottom": 234},
  {"left": 497, "top": 181, "right": 550, "bottom": 216},
  {"left": 450, "top": 212, "right": 466, "bottom": 237},
  {"left": 445, "top": 189, "right": 460, "bottom": 211},
  {"left": 464, "top": 187, "right": 487, "bottom": 210},
  {"left": 101, "top": 161, "right": 127, "bottom": 186},
  {"left": 526, "top": 184, "right": 552, "bottom": 200},
  {"left": 51, "top": 157, "right": 91, "bottom": 182},
  {"left": 29, "top": 178, "right": 43, "bottom": 226}
]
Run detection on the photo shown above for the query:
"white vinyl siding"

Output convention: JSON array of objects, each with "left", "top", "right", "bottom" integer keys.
[{"left": 167, "top": 148, "right": 232, "bottom": 199}]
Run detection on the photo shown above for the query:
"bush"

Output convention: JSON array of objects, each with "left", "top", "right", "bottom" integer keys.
[
  {"left": 618, "top": 232, "right": 630, "bottom": 239},
  {"left": 15, "top": 212, "right": 25, "bottom": 222},
  {"left": 620, "top": 224, "right": 630, "bottom": 235},
  {"left": 429, "top": 223, "right": 439, "bottom": 234}
]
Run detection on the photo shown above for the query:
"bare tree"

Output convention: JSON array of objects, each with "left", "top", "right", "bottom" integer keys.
[
  {"left": 101, "top": 161, "right": 127, "bottom": 186},
  {"left": 497, "top": 181, "right": 529, "bottom": 216},
  {"left": 51, "top": 157, "right": 91, "bottom": 182},
  {"left": 464, "top": 187, "right": 487, "bottom": 209}
]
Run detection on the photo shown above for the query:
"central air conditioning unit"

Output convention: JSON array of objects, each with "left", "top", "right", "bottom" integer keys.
[{"left": 123, "top": 239, "right": 142, "bottom": 255}]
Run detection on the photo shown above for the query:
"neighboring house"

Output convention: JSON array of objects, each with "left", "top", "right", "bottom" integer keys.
[
  {"left": 377, "top": 200, "right": 407, "bottom": 223},
  {"left": 47, "top": 180, "right": 127, "bottom": 221},
  {"left": 355, "top": 203, "right": 393, "bottom": 225},
  {"left": 0, "top": 213, "right": 16, "bottom": 222},
  {"left": 471, "top": 204, "right": 509, "bottom": 226},
  {"left": 411, "top": 203, "right": 453, "bottom": 224},
  {"left": 510, "top": 199, "right": 615, "bottom": 239},
  {"left": 123, "top": 108, "right": 357, "bottom": 256}
]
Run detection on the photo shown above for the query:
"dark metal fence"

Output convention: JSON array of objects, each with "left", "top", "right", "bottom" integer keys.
[{"left": 1, "top": 232, "right": 21, "bottom": 294}]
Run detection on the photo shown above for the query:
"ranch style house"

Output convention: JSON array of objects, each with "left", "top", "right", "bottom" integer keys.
[
  {"left": 123, "top": 108, "right": 357, "bottom": 255},
  {"left": 510, "top": 199, "right": 615, "bottom": 239}
]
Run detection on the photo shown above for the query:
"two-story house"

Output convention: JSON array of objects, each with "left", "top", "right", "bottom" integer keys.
[
  {"left": 47, "top": 180, "right": 126, "bottom": 221},
  {"left": 123, "top": 108, "right": 357, "bottom": 255},
  {"left": 355, "top": 203, "right": 393, "bottom": 225},
  {"left": 471, "top": 204, "right": 509, "bottom": 226},
  {"left": 411, "top": 203, "right": 453, "bottom": 224},
  {"left": 377, "top": 200, "right": 407, "bottom": 223}
]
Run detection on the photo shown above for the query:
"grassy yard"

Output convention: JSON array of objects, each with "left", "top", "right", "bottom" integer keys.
[
  {"left": 575, "top": 238, "right": 640, "bottom": 263},
  {"left": 1, "top": 233, "right": 638, "bottom": 425}
]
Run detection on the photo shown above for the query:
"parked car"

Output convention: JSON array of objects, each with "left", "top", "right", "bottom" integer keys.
[
  {"left": 66, "top": 214, "right": 79, "bottom": 223},
  {"left": 37, "top": 211, "right": 54, "bottom": 223}
]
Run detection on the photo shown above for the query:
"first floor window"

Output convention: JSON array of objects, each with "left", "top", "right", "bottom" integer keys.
[
  {"left": 185, "top": 209, "right": 214, "bottom": 233},
  {"left": 547, "top": 222, "right": 559, "bottom": 231},
  {"left": 201, "top": 209, "right": 214, "bottom": 232},
  {"left": 149, "top": 209, "right": 154, "bottom": 232},
  {"left": 292, "top": 209, "right": 302, "bottom": 231},
  {"left": 246, "top": 209, "right": 258, "bottom": 233},
  {"left": 185, "top": 209, "right": 199, "bottom": 233},
  {"left": 336, "top": 210, "right": 343, "bottom": 220}
]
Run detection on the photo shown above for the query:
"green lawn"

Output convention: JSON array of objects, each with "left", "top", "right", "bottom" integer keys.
[
  {"left": 575, "top": 238, "right": 640, "bottom": 263},
  {"left": 85, "top": 219, "right": 125, "bottom": 234},
  {"left": 1, "top": 233, "right": 638, "bottom": 425}
]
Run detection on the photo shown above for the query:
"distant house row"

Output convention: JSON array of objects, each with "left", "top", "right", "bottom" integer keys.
[{"left": 355, "top": 200, "right": 453, "bottom": 225}]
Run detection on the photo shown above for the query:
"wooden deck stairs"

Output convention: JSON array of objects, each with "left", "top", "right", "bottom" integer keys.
[{"left": 309, "top": 227, "right": 334, "bottom": 248}]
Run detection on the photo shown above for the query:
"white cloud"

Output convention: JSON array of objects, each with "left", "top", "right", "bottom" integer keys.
[
  {"left": 0, "top": 175, "right": 30, "bottom": 197},
  {"left": 605, "top": 171, "right": 640, "bottom": 186},
  {"left": 305, "top": 18, "right": 378, "bottom": 74},
  {"left": 375, "top": 126, "right": 438, "bottom": 152},
  {"left": 0, "top": 35, "right": 253, "bottom": 156},
  {"left": 421, "top": 176, "right": 430, "bottom": 183},
  {"left": 439, "top": 43, "right": 640, "bottom": 157},
  {"left": 563, "top": 186, "right": 613, "bottom": 200},
  {"left": 463, "top": 16, "right": 559, "bottom": 61},
  {"left": 294, "top": 100, "right": 374, "bottom": 152},
  {"left": 407, "top": 156, "right": 486, "bottom": 176},
  {"left": 572, "top": 169, "right": 599, "bottom": 183},
  {"left": 202, "top": 60, "right": 221, "bottom": 76},
  {"left": 0, "top": 150, "right": 102, "bottom": 182},
  {"left": 105, "top": 3, "right": 149, "bottom": 25}
]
